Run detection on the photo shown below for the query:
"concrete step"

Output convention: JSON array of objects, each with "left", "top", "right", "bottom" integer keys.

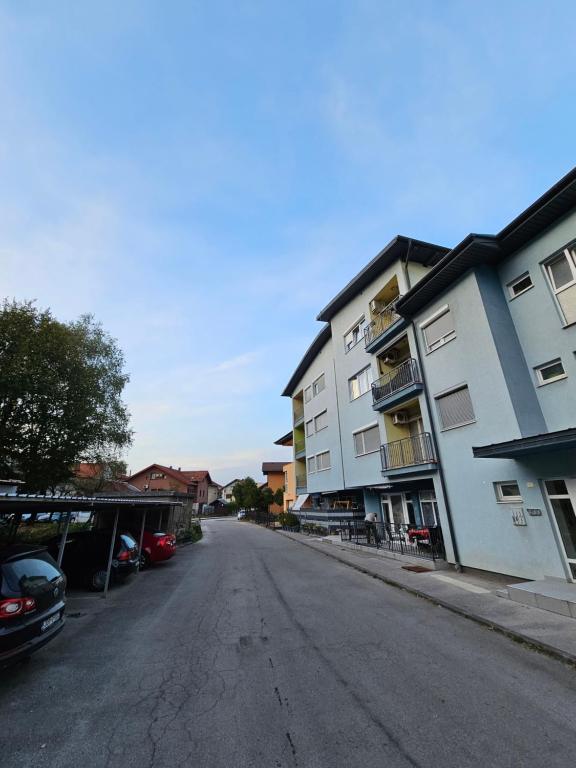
[{"left": 506, "top": 579, "right": 576, "bottom": 619}]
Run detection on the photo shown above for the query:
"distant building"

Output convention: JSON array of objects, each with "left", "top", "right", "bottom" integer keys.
[
  {"left": 261, "top": 462, "right": 286, "bottom": 515},
  {"left": 274, "top": 431, "right": 295, "bottom": 512},
  {"left": 128, "top": 464, "right": 220, "bottom": 513},
  {"left": 220, "top": 479, "right": 241, "bottom": 503}
]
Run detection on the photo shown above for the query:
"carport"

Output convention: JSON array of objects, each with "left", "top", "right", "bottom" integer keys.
[{"left": 0, "top": 495, "right": 182, "bottom": 597}]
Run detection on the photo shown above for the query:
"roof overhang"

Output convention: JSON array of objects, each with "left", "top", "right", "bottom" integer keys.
[
  {"left": 473, "top": 428, "right": 576, "bottom": 459},
  {"left": 317, "top": 236, "right": 449, "bottom": 323},
  {"left": 274, "top": 430, "right": 293, "bottom": 446}
]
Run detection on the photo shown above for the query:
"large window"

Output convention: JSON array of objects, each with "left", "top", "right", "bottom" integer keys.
[
  {"left": 420, "top": 307, "right": 456, "bottom": 352},
  {"left": 305, "top": 420, "right": 314, "bottom": 437},
  {"left": 353, "top": 424, "right": 380, "bottom": 456},
  {"left": 314, "top": 410, "right": 328, "bottom": 432},
  {"left": 312, "top": 374, "right": 325, "bottom": 396},
  {"left": 344, "top": 317, "right": 366, "bottom": 352},
  {"left": 544, "top": 246, "right": 576, "bottom": 324},
  {"left": 316, "top": 451, "right": 331, "bottom": 471},
  {"left": 307, "top": 456, "right": 316, "bottom": 473},
  {"left": 304, "top": 386, "right": 312, "bottom": 403},
  {"left": 436, "top": 385, "right": 475, "bottom": 430},
  {"left": 349, "top": 366, "right": 373, "bottom": 400}
]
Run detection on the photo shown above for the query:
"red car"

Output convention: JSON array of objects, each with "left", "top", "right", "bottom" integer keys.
[{"left": 135, "top": 530, "right": 177, "bottom": 569}]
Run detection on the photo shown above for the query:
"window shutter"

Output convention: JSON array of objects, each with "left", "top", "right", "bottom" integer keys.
[
  {"left": 423, "top": 311, "right": 454, "bottom": 348},
  {"left": 436, "top": 386, "right": 475, "bottom": 429}
]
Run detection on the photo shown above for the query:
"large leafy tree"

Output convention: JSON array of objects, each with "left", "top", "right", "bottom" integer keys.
[{"left": 0, "top": 301, "right": 133, "bottom": 492}]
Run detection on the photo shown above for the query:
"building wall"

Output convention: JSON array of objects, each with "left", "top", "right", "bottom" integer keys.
[
  {"left": 497, "top": 208, "right": 576, "bottom": 432},
  {"left": 283, "top": 462, "right": 296, "bottom": 511},
  {"left": 129, "top": 471, "right": 188, "bottom": 494},
  {"left": 264, "top": 470, "right": 285, "bottom": 514},
  {"left": 414, "top": 270, "right": 567, "bottom": 579},
  {"left": 292, "top": 336, "right": 344, "bottom": 493}
]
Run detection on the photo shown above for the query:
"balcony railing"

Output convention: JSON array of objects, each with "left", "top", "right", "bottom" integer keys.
[
  {"left": 295, "top": 474, "right": 307, "bottom": 490},
  {"left": 294, "top": 439, "right": 306, "bottom": 455},
  {"left": 364, "top": 296, "right": 403, "bottom": 347},
  {"left": 372, "top": 358, "right": 421, "bottom": 404},
  {"left": 380, "top": 432, "right": 436, "bottom": 471},
  {"left": 293, "top": 408, "right": 304, "bottom": 425},
  {"left": 341, "top": 520, "right": 445, "bottom": 561}
]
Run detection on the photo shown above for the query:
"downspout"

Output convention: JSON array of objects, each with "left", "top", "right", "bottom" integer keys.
[
  {"left": 402, "top": 243, "right": 462, "bottom": 570},
  {"left": 332, "top": 358, "right": 347, "bottom": 490}
]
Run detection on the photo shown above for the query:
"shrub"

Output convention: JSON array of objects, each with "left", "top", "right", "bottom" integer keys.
[
  {"left": 177, "top": 522, "right": 203, "bottom": 543},
  {"left": 278, "top": 512, "right": 299, "bottom": 528}
]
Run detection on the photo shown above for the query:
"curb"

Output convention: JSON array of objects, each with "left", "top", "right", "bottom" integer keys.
[{"left": 278, "top": 531, "right": 576, "bottom": 668}]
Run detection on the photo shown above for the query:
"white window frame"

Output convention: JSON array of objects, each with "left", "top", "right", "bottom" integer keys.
[
  {"left": 315, "top": 450, "right": 331, "bottom": 472},
  {"left": 507, "top": 272, "right": 534, "bottom": 299},
  {"left": 435, "top": 384, "right": 476, "bottom": 431},
  {"left": 305, "top": 419, "right": 314, "bottom": 437},
  {"left": 314, "top": 410, "right": 328, "bottom": 432},
  {"left": 419, "top": 305, "right": 456, "bottom": 353},
  {"left": 307, "top": 456, "right": 316, "bottom": 474},
  {"left": 494, "top": 481, "right": 522, "bottom": 503},
  {"left": 344, "top": 316, "right": 366, "bottom": 352},
  {"left": 348, "top": 365, "right": 373, "bottom": 401},
  {"left": 353, "top": 423, "right": 380, "bottom": 457},
  {"left": 312, "top": 373, "right": 325, "bottom": 397},
  {"left": 545, "top": 247, "right": 576, "bottom": 293},
  {"left": 535, "top": 358, "right": 567, "bottom": 386},
  {"left": 304, "top": 386, "right": 312, "bottom": 403}
]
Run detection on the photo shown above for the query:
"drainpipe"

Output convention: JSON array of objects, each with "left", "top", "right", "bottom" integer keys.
[
  {"left": 402, "top": 242, "right": 462, "bottom": 570},
  {"left": 332, "top": 358, "right": 347, "bottom": 490}
]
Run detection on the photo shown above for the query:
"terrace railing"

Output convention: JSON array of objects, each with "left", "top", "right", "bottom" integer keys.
[
  {"left": 372, "top": 358, "right": 421, "bottom": 404},
  {"left": 364, "top": 297, "right": 403, "bottom": 347},
  {"left": 341, "top": 520, "right": 445, "bottom": 561},
  {"left": 380, "top": 432, "right": 436, "bottom": 470}
]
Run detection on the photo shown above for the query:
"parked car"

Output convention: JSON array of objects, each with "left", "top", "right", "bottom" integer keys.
[
  {"left": 46, "top": 530, "right": 139, "bottom": 591},
  {"left": 0, "top": 545, "right": 66, "bottom": 667},
  {"left": 237, "top": 510, "right": 246, "bottom": 520},
  {"left": 132, "top": 530, "right": 176, "bottom": 569}
]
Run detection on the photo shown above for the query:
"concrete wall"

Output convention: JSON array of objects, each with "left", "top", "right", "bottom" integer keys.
[
  {"left": 497, "top": 208, "right": 576, "bottom": 432},
  {"left": 414, "top": 270, "right": 567, "bottom": 579}
]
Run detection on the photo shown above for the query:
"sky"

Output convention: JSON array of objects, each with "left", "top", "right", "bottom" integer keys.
[{"left": 1, "top": 1, "right": 576, "bottom": 484}]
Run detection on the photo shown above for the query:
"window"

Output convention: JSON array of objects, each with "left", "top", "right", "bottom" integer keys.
[
  {"left": 508, "top": 272, "right": 533, "bottom": 299},
  {"left": 420, "top": 307, "right": 456, "bottom": 352},
  {"left": 544, "top": 246, "right": 576, "bottom": 324},
  {"left": 316, "top": 451, "right": 331, "bottom": 471},
  {"left": 419, "top": 491, "right": 439, "bottom": 526},
  {"left": 307, "top": 456, "right": 316, "bottom": 473},
  {"left": 312, "top": 374, "right": 325, "bottom": 396},
  {"left": 436, "top": 385, "right": 475, "bottom": 430},
  {"left": 305, "top": 420, "right": 314, "bottom": 437},
  {"left": 494, "top": 481, "right": 522, "bottom": 503},
  {"left": 150, "top": 472, "right": 165, "bottom": 480},
  {"left": 353, "top": 424, "right": 380, "bottom": 456},
  {"left": 344, "top": 317, "right": 366, "bottom": 352},
  {"left": 304, "top": 386, "right": 312, "bottom": 403},
  {"left": 349, "top": 366, "right": 373, "bottom": 400},
  {"left": 535, "top": 359, "right": 566, "bottom": 385},
  {"left": 314, "top": 410, "right": 328, "bottom": 432}
]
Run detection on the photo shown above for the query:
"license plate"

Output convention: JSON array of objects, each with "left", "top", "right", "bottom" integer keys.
[{"left": 41, "top": 613, "right": 60, "bottom": 633}]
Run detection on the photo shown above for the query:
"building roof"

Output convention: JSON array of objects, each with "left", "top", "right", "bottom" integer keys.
[
  {"left": 129, "top": 464, "right": 199, "bottom": 487},
  {"left": 180, "top": 470, "right": 218, "bottom": 486},
  {"left": 274, "top": 430, "right": 293, "bottom": 446},
  {"left": 262, "top": 462, "right": 285, "bottom": 474},
  {"left": 397, "top": 166, "right": 576, "bottom": 316},
  {"left": 281, "top": 324, "right": 332, "bottom": 397},
  {"left": 316, "top": 235, "right": 449, "bottom": 322}
]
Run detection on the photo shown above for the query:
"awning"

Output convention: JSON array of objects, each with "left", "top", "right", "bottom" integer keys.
[
  {"left": 292, "top": 494, "right": 310, "bottom": 511},
  {"left": 473, "top": 427, "right": 576, "bottom": 459}
]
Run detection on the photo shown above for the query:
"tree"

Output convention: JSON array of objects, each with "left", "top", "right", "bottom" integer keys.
[
  {"left": 273, "top": 487, "right": 284, "bottom": 508},
  {"left": 232, "top": 477, "right": 260, "bottom": 510},
  {"left": 260, "top": 486, "right": 274, "bottom": 510},
  {"left": 71, "top": 459, "right": 128, "bottom": 496},
  {"left": 0, "top": 300, "right": 133, "bottom": 492}
]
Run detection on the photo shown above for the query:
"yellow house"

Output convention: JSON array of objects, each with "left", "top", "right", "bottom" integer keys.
[{"left": 274, "top": 431, "right": 296, "bottom": 511}]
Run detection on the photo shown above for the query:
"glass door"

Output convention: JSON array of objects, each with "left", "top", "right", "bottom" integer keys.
[{"left": 545, "top": 479, "right": 576, "bottom": 579}]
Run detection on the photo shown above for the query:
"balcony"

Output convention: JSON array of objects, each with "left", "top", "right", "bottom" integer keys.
[
  {"left": 364, "top": 297, "right": 406, "bottom": 354},
  {"left": 294, "top": 439, "right": 306, "bottom": 459},
  {"left": 380, "top": 433, "right": 437, "bottom": 477},
  {"left": 295, "top": 474, "right": 307, "bottom": 494},
  {"left": 372, "top": 359, "right": 423, "bottom": 411},
  {"left": 293, "top": 408, "right": 305, "bottom": 427}
]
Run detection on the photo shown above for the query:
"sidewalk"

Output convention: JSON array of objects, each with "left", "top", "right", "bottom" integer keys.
[{"left": 277, "top": 530, "right": 576, "bottom": 666}]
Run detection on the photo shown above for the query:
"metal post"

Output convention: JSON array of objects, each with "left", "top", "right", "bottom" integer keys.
[
  {"left": 102, "top": 508, "right": 119, "bottom": 599},
  {"left": 57, "top": 511, "right": 72, "bottom": 568},
  {"left": 137, "top": 510, "right": 147, "bottom": 571}
]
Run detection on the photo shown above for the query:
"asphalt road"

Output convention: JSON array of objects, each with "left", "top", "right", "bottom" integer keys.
[{"left": 2, "top": 518, "right": 576, "bottom": 768}]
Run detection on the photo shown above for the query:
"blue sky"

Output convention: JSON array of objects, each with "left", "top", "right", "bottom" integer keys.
[{"left": 1, "top": 1, "right": 576, "bottom": 484}]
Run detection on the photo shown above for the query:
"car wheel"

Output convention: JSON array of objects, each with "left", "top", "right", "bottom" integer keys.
[
  {"left": 139, "top": 551, "right": 151, "bottom": 570},
  {"left": 89, "top": 569, "right": 108, "bottom": 592}
]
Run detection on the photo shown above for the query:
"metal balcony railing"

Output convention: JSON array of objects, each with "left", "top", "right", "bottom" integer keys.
[
  {"left": 380, "top": 432, "right": 436, "bottom": 470},
  {"left": 295, "top": 474, "right": 307, "bottom": 490},
  {"left": 341, "top": 520, "right": 445, "bottom": 561},
  {"left": 372, "top": 358, "right": 422, "bottom": 404},
  {"left": 364, "top": 296, "right": 403, "bottom": 347},
  {"left": 294, "top": 439, "right": 305, "bottom": 455}
]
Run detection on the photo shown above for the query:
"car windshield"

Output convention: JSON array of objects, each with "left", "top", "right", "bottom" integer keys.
[
  {"left": 1, "top": 553, "right": 61, "bottom": 595},
  {"left": 120, "top": 534, "right": 137, "bottom": 550}
]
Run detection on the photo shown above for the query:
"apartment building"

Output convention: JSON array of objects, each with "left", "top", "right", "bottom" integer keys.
[
  {"left": 284, "top": 167, "right": 576, "bottom": 585},
  {"left": 283, "top": 237, "right": 451, "bottom": 535}
]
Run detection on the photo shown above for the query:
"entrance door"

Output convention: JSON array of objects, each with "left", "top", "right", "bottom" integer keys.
[{"left": 545, "top": 479, "right": 576, "bottom": 579}]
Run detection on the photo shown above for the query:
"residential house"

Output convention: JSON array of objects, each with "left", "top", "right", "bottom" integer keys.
[
  {"left": 261, "top": 462, "right": 286, "bottom": 515},
  {"left": 220, "top": 479, "right": 241, "bottom": 503},
  {"left": 274, "top": 431, "right": 296, "bottom": 512}
]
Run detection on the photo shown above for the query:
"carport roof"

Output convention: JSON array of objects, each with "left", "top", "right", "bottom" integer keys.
[{"left": 0, "top": 495, "right": 182, "bottom": 515}]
